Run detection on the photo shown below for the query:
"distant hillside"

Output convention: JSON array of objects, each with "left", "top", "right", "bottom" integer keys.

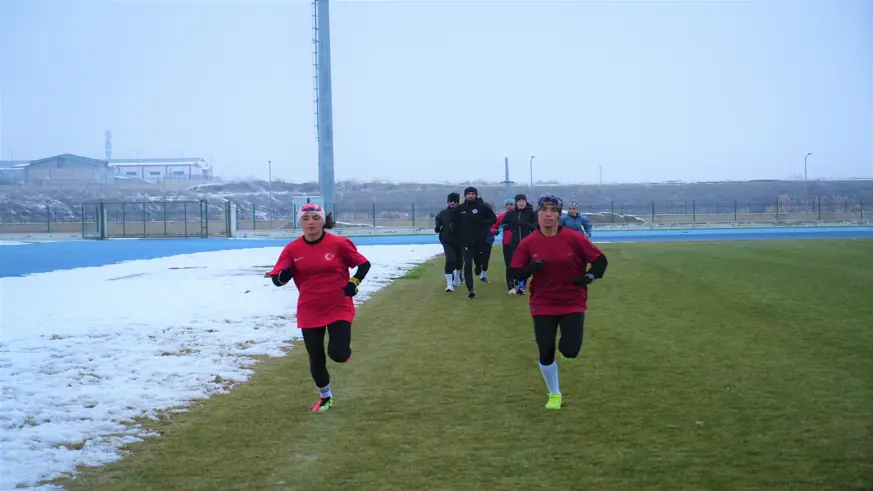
[{"left": 1, "top": 178, "right": 872, "bottom": 221}]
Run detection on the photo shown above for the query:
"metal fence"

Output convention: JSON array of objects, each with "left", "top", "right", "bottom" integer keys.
[
  {"left": 231, "top": 198, "right": 873, "bottom": 231},
  {"left": 0, "top": 198, "right": 870, "bottom": 238}
]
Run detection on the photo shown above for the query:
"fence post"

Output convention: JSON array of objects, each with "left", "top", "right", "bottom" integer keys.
[
  {"left": 202, "top": 199, "right": 208, "bottom": 238},
  {"left": 163, "top": 202, "right": 168, "bottom": 236},
  {"left": 817, "top": 196, "right": 822, "bottom": 221},
  {"left": 99, "top": 202, "right": 107, "bottom": 240},
  {"left": 692, "top": 200, "right": 696, "bottom": 223},
  {"left": 121, "top": 202, "right": 126, "bottom": 237},
  {"left": 861, "top": 199, "right": 864, "bottom": 221},
  {"left": 81, "top": 203, "right": 85, "bottom": 237},
  {"left": 143, "top": 201, "right": 147, "bottom": 238},
  {"left": 372, "top": 202, "right": 376, "bottom": 228},
  {"left": 776, "top": 200, "right": 779, "bottom": 221},
  {"left": 184, "top": 202, "right": 189, "bottom": 238},
  {"left": 651, "top": 201, "right": 655, "bottom": 224},
  {"left": 46, "top": 206, "right": 52, "bottom": 233},
  {"left": 733, "top": 200, "right": 737, "bottom": 222},
  {"left": 610, "top": 201, "right": 615, "bottom": 223},
  {"left": 412, "top": 202, "right": 415, "bottom": 228}
]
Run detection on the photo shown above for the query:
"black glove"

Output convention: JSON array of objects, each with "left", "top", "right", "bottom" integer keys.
[
  {"left": 573, "top": 273, "right": 595, "bottom": 286},
  {"left": 270, "top": 268, "right": 294, "bottom": 287},
  {"left": 502, "top": 223, "right": 510, "bottom": 230},
  {"left": 343, "top": 278, "right": 361, "bottom": 296},
  {"left": 529, "top": 260, "right": 544, "bottom": 273}
]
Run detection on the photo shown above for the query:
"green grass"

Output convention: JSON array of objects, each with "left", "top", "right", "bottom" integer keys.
[{"left": 52, "top": 240, "right": 873, "bottom": 491}]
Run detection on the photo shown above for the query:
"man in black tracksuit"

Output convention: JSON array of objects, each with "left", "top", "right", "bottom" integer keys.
[
  {"left": 435, "top": 192, "right": 463, "bottom": 292},
  {"left": 451, "top": 186, "right": 497, "bottom": 298},
  {"left": 501, "top": 193, "right": 537, "bottom": 295}
]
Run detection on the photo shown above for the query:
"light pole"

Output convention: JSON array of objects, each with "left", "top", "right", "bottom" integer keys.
[
  {"left": 529, "top": 155, "right": 535, "bottom": 193},
  {"left": 804, "top": 152, "right": 812, "bottom": 182},
  {"left": 598, "top": 165, "right": 603, "bottom": 185},
  {"left": 7, "top": 149, "right": 12, "bottom": 161},
  {"left": 268, "top": 160, "right": 272, "bottom": 222}
]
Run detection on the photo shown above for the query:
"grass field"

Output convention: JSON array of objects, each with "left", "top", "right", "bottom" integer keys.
[{"left": 52, "top": 240, "right": 873, "bottom": 491}]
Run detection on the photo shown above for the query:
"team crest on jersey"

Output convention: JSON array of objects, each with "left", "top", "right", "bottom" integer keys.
[
  {"left": 324, "top": 253, "right": 335, "bottom": 260},
  {"left": 472, "top": 208, "right": 479, "bottom": 214}
]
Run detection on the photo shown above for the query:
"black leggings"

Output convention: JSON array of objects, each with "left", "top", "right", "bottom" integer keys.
[
  {"left": 301, "top": 321, "right": 352, "bottom": 388},
  {"left": 533, "top": 313, "right": 585, "bottom": 365},
  {"left": 502, "top": 245, "right": 516, "bottom": 289},
  {"left": 441, "top": 242, "right": 463, "bottom": 274}
]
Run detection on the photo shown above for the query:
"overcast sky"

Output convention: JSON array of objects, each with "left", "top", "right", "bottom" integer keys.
[{"left": 1, "top": 0, "right": 871, "bottom": 184}]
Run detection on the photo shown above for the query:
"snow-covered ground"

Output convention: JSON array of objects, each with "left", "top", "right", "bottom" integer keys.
[
  {"left": 0, "top": 244, "right": 443, "bottom": 490},
  {"left": 0, "top": 241, "right": 29, "bottom": 246}
]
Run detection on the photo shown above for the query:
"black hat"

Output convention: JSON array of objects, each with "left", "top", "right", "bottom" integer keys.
[
  {"left": 447, "top": 192, "right": 460, "bottom": 203},
  {"left": 514, "top": 194, "right": 527, "bottom": 202},
  {"left": 464, "top": 186, "right": 478, "bottom": 196}
]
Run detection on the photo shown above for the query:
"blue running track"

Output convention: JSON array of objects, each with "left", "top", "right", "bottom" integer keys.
[{"left": 2, "top": 226, "right": 872, "bottom": 278}]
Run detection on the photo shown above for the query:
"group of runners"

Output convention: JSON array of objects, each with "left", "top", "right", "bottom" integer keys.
[
  {"left": 435, "top": 186, "right": 595, "bottom": 297},
  {"left": 267, "top": 190, "right": 607, "bottom": 413}
]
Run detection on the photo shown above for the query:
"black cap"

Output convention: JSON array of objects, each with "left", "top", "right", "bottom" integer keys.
[
  {"left": 447, "top": 192, "right": 460, "bottom": 203},
  {"left": 514, "top": 194, "right": 527, "bottom": 202},
  {"left": 464, "top": 186, "right": 478, "bottom": 196}
]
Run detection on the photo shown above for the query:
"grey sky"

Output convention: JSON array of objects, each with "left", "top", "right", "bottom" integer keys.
[{"left": 1, "top": 0, "right": 871, "bottom": 183}]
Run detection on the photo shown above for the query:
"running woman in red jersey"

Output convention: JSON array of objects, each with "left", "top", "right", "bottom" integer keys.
[
  {"left": 509, "top": 193, "right": 608, "bottom": 410},
  {"left": 268, "top": 203, "right": 371, "bottom": 413}
]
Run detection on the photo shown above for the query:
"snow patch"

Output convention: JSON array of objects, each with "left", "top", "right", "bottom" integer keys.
[{"left": 0, "top": 244, "right": 443, "bottom": 489}]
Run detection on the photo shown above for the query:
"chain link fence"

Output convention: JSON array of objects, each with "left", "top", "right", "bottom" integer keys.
[{"left": 1, "top": 198, "right": 870, "bottom": 237}]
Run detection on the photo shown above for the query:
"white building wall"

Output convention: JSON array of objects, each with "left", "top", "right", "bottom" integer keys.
[{"left": 112, "top": 164, "right": 204, "bottom": 179}]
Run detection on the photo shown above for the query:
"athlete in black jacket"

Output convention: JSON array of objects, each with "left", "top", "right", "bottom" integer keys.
[
  {"left": 450, "top": 186, "right": 497, "bottom": 298},
  {"left": 501, "top": 194, "right": 537, "bottom": 294},
  {"left": 435, "top": 192, "right": 463, "bottom": 291}
]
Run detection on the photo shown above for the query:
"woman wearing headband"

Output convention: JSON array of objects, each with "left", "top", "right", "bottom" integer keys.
[
  {"left": 268, "top": 203, "right": 371, "bottom": 413},
  {"left": 509, "top": 194, "right": 608, "bottom": 410},
  {"left": 491, "top": 198, "right": 519, "bottom": 293}
]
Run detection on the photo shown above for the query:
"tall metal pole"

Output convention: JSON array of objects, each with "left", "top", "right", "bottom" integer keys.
[
  {"left": 804, "top": 152, "right": 811, "bottom": 182},
  {"left": 529, "top": 155, "right": 535, "bottom": 193},
  {"left": 316, "top": 0, "right": 336, "bottom": 215},
  {"left": 504, "top": 157, "right": 510, "bottom": 193},
  {"left": 599, "top": 165, "right": 602, "bottom": 185},
  {"left": 268, "top": 160, "right": 272, "bottom": 220}
]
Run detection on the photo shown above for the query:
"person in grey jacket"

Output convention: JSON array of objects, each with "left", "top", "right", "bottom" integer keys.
[{"left": 559, "top": 201, "right": 592, "bottom": 237}]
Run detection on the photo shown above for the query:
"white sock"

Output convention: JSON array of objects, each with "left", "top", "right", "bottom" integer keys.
[
  {"left": 539, "top": 362, "right": 560, "bottom": 395},
  {"left": 318, "top": 383, "right": 333, "bottom": 399},
  {"left": 445, "top": 273, "right": 453, "bottom": 287}
]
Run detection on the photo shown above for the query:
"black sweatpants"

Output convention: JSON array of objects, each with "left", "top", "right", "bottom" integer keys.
[
  {"left": 532, "top": 313, "right": 585, "bottom": 365},
  {"left": 479, "top": 243, "right": 493, "bottom": 273},
  {"left": 462, "top": 242, "right": 486, "bottom": 290},
  {"left": 502, "top": 244, "right": 516, "bottom": 290},
  {"left": 301, "top": 321, "right": 352, "bottom": 389},
  {"left": 441, "top": 242, "right": 462, "bottom": 274}
]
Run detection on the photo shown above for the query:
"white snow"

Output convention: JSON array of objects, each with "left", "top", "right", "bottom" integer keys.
[
  {"left": 0, "top": 243, "right": 443, "bottom": 490},
  {"left": 0, "top": 241, "right": 29, "bottom": 246}
]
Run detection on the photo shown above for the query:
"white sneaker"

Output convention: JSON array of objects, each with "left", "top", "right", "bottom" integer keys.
[
  {"left": 445, "top": 284, "right": 454, "bottom": 292},
  {"left": 508, "top": 288, "right": 517, "bottom": 295}
]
